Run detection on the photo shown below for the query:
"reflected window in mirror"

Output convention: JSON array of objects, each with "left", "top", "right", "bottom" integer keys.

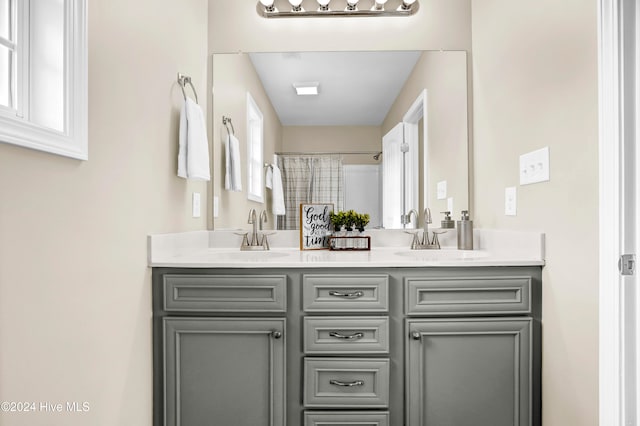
[
  {"left": 247, "top": 92, "right": 264, "bottom": 203},
  {"left": 0, "top": 0, "right": 87, "bottom": 159}
]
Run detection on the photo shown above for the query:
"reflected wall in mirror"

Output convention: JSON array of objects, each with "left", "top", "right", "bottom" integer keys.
[{"left": 211, "top": 50, "right": 469, "bottom": 230}]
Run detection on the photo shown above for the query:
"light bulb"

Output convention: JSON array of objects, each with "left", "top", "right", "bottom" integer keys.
[
  {"left": 400, "top": 0, "right": 416, "bottom": 10},
  {"left": 346, "top": 0, "right": 358, "bottom": 11},
  {"left": 289, "top": 0, "right": 303, "bottom": 11},
  {"left": 372, "top": 0, "right": 387, "bottom": 10},
  {"left": 317, "top": 0, "right": 330, "bottom": 11},
  {"left": 259, "top": 0, "right": 276, "bottom": 12}
]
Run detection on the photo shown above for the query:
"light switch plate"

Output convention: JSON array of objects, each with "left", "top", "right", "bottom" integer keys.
[
  {"left": 437, "top": 181, "right": 447, "bottom": 200},
  {"left": 505, "top": 187, "right": 517, "bottom": 216},
  {"left": 519, "top": 147, "right": 550, "bottom": 185},
  {"left": 192, "top": 192, "right": 201, "bottom": 218}
]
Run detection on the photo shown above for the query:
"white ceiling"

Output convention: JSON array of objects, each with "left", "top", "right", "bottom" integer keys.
[{"left": 248, "top": 51, "right": 422, "bottom": 126}]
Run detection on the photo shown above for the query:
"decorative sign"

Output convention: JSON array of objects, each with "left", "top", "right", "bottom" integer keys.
[{"left": 300, "top": 203, "right": 333, "bottom": 250}]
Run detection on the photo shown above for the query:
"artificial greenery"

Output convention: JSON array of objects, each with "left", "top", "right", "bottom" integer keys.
[{"left": 330, "top": 210, "right": 370, "bottom": 231}]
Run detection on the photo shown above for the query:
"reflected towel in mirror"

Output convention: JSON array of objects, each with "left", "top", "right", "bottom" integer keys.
[
  {"left": 178, "top": 98, "right": 210, "bottom": 181},
  {"left": 266, "top": 164, "right": 285, "bottom": 215},
  {"left": 224, "top": 133, "right": 242, "bottom": 191}
]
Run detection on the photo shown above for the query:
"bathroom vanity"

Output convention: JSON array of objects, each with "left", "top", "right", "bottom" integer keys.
[{"left": 150, "top": 230, "right": 543, "bottom": 426}]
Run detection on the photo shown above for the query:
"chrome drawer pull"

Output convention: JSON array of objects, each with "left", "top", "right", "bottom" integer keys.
[
  {"left": 328, "top": 290, "right": 364, "bottom": 299},
  {"left": 329, "top": 379, "right": 364, "bottom": 387},
  {"left": 329, "top": 331, "right": 364, "bottom": 340}
]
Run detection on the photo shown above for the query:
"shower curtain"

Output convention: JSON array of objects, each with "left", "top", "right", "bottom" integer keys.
[{"left": 276, "top": 155, "right": 344, "bottom": 230}]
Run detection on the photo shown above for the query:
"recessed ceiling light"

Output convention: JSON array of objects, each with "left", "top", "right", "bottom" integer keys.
[{"left": 293, "top": 82, "right": 319, "bottom": 96}]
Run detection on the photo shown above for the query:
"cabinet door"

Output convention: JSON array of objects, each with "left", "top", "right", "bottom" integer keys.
[
  {"left": 163, "top": 318, "right": 285, "bottom": 426},
  {"left": 406, "top": 318, "right": 531, "bottom": 426}
]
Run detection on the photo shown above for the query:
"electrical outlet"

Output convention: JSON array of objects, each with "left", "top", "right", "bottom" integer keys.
[
  {"left": 192, "top": 193, "right": 201, "bottom": 218},
  {"left": 505, "top": 187, "right": 517, "bottom": 216},
  {"left": 437, "top": 181, "right": 447, "bottom": 200},
  {"left": 519, "top": 147, "right": 550, "bottom": 185}
]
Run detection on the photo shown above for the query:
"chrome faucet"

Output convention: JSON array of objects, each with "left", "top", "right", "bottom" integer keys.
[
  {"left": 401, "top": 209, "right": 418, "bottom": 228},
  {"left": 259, "top": 210, "right": 268, "bottom": 231},
  {"left": 247, "top": 209, "right": 258, "bottom": 246},
  {"left": 239, "top": 208, "right": 273, "bottom": 251},
  {"left": 423, "top": 208, "right": 432, "bottom": 243}
]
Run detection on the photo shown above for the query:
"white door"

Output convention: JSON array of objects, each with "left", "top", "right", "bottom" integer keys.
[
  {"left": 382, "top": 123, "right": 404, "bottom": 229},
  {"left": 344, "top": 165, "right": 381, "bottom": 228},
  {"left": 599, "top": 0, "right": 640, "bottom": 423}
]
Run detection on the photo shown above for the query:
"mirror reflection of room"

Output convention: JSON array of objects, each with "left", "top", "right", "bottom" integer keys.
[{"left": 211, "top": 50, "right": 469, "bottom": 231}]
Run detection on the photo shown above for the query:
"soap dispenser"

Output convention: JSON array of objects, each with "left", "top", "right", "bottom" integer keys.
[
  {"left": 457, "top": 210, "right": 473, "bottom": 250},
  {"left": 440, "top": 211, "right": 455, "bottom": 229}
]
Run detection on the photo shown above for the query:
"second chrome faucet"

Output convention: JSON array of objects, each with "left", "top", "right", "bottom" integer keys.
[{"left": 240, "top": 209, "right": 272, "bottom": 251}]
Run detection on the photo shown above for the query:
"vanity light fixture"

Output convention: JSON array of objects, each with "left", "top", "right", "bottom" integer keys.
[
  {"left": 372, "top": 0, "right": 388, "bottom": 11},
  {"left": 293, "top": 82, "right": 319, "bottom": 96},
  {"left": 257, "top": 0, "right": 419, "bottom": 18},
  {"left": 288, "top": 0, "right": 304, "bottom": 12},
  {"left": 259, "top": 0, "right": 277, "bottom": 12},
  {"left": 400, "top": 0, "right": 416, "bottom": 10},
  {"left": 317, "top": 0, "right": 330, "bottom": 11}
]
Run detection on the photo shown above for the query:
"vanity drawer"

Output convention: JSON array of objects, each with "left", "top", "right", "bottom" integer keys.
[
  {"left": 302, "top": 274, "right": 389, "bottom": 312},
  {"left": 304, "top": 411, "right": 389, "bottom": 426},
  {"left": 405, "top": 275, "right": 531, "bottom": 316},
  {"left": 304, "top": 358, "right": 389, "bottom": 408},
  {"left": 303, "top": 317, "right": 389, "bottom": 354},
  {"left": 163, "top": 274, "right": 287, "bottom": 313}
]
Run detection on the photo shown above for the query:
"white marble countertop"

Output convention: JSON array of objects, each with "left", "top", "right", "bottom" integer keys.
[{"left": 148, "top": 229, "right": 545, "bottom": 268}]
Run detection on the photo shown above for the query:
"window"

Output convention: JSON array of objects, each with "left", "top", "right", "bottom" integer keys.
[
  {"left": 0, "top": 0, "right": 87, "bottom": 160},
  {"left": 246, "top": 92, "right": 264, "bottom": 203}
]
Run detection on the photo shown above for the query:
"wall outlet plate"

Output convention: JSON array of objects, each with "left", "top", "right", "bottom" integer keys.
[
  {"left": 192, "top": 192, "right": 201, "bottom": 218},
  {"left": 519, "top": 147, "right": 550, "bottom": 185},
  {"left": 505, "top": 187, "right": 517, "bottom": 216},
  {"left": 437, "top": 181, "right": 447, "bottom": 200}
]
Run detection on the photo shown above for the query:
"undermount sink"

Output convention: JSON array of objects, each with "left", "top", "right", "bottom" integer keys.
[
  {"left": 211, "top": 251, "right": 291, "bottom": 261},
  {"left": 394, "top": 249, "right": 490, "bottom": 261}
]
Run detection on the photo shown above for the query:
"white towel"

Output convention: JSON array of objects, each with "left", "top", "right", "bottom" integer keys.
[
  {"left": 266, "top": 164, "right": 285, "bottom": 215},
  {"left": 224, "top": 133, "right": 242, "bottom": 192},
  {"left": 178, "top": 98, "right": 210, "bottom": 181}
]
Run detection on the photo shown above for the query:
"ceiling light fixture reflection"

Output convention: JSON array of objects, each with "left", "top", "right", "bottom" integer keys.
[{"left": 293, "top": 82, "right": 319, "bottom": 96}]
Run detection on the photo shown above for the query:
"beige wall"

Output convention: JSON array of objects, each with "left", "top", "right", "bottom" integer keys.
[
  {"left": 212, "top": 53, "right": 282, "bottom": 230},
  {"left": 471, "top": 0, "right": 599, "bottom": 424},
  {"left": 281, "top": 126, "right": 382, "bottom": 165},
  {"left": 383, "top": 51, "right": 470, "bottom": 221},
  {"left": 0, "top": 1, "right": 208, "bottom": 425}
]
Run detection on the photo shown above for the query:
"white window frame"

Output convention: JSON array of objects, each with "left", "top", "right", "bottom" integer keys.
[
  {"left": 246, "top": 92, "right": 264, "bottom": 203},
  {"left": 0, "top": 0, "right": 88, "bottom": 160}
]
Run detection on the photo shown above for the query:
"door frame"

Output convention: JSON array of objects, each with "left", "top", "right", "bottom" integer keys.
[{"left": 599, "top": 0, "right": 639, "bottom": 424}]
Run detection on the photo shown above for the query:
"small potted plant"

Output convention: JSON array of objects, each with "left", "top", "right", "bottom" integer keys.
[
  {"left": 329, "top": 211, "right": 345, "bottom": 235},
  {"left": 354, "top": 213, "right": 370, "bottom": 232}
]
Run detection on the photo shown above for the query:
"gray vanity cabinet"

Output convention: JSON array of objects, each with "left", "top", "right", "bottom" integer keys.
[
  {"left": 404, "top": 273, "right": 539, "bottom": 426},
  {"left": 406, "top": 318, "right": 531, "bottom": 426},
  {"left": 154, "top": 273, "right": 287, "bottom": 426},
  {"left": 164, "top": 318, "right": 286, "bottom": 426},
  {"left": 153, "top": 266, "right": 541, "bottom": 426}
]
